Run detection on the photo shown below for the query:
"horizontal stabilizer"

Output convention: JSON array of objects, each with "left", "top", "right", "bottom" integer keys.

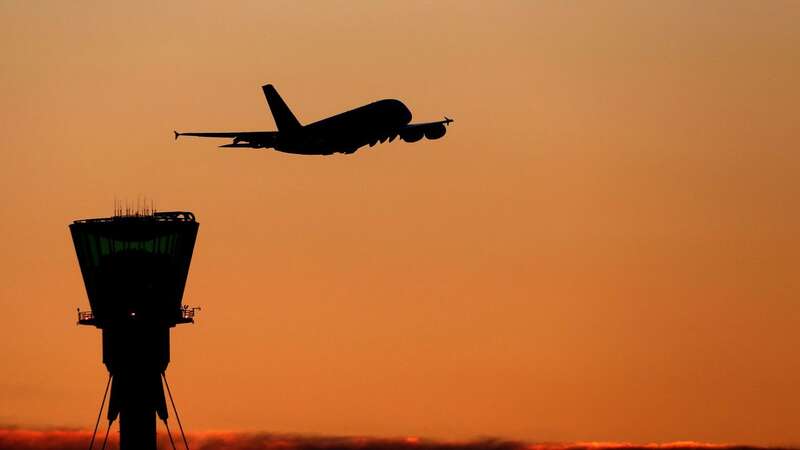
[{"left": 219, "top": 143, "right": 257, "bottom": 148}]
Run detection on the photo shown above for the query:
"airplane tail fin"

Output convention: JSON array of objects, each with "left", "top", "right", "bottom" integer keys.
[{"left": 262, "top": 84, "right": 301, "bottom": 131}]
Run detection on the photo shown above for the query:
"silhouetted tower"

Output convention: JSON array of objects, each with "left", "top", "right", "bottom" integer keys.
[{"left": 70, "top": 211, "right": 199, "bottom": 450}]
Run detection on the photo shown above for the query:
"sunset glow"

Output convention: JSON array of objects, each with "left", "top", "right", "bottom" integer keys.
[
  {"left": 1, "top": 0, "right": 798, "bottom": 447},
  {"left": 1, "top": 429, "right": 794, "bottom": 450}
]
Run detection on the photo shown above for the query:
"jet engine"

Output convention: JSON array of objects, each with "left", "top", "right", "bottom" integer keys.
[
  {"left": 400, "top": 129, "right": 425, "bottom": 143},
  {"left": 424, "top": 123, "right": 447, "bottom": 140}
]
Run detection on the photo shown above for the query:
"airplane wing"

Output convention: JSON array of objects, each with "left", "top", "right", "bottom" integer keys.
[
  {"left": 399, "top": 117, "right": 454, "bottom": 131},
  {"left": 174, "top": 130, "right": 278, "bottom": 148}
]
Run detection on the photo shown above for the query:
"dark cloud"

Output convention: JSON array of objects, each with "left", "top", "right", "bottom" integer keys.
[{"left": 0, "top": 428, "right": 796, "bottom": 450}]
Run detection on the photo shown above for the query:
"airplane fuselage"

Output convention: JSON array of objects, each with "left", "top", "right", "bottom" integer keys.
[{"left": 275, "top": 99, "right": 412, "bottom": 155}]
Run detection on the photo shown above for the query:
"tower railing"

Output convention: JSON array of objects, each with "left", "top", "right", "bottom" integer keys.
[
  {"left": 77, "top": 307, "right": 200, "bottom": 325},
  {"left": 179, "top": 306, "right": 201, "bottom": 322},
  {"left": 77, "top": 309, "right": 95, "bottom": 324}
]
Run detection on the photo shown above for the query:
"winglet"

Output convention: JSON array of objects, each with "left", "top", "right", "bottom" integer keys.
[{"left": 174, "top": 130, "right": 180, "bottom": 140}]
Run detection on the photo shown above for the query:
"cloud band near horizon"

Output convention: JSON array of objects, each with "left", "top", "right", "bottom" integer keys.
[{"left": 0, "top": 428, "right": 797, "bottom": 450}]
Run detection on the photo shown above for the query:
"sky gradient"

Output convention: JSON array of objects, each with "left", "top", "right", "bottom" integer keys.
[{"left": 0, "top": 0, "right": 798, "bottom": 446}]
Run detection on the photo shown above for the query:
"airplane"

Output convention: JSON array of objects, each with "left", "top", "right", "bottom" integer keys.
[{"left": 175, "top": 84, "right": 453, "bottom": 155}]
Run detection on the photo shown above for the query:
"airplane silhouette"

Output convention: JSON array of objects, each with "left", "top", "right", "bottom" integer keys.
[{"left": 175, "top": 84, "right": 453, "bottom": 155}]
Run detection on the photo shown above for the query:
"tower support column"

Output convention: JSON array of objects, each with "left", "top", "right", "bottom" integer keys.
[{"left": 108, "top": 368, "right": 168, "bottom": 450}]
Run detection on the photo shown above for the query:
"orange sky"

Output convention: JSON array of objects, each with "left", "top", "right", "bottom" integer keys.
[{"left": 0, "top": 0, "right": 798, "bottom": 446}]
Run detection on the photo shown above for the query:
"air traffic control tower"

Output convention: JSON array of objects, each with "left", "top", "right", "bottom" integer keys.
[{"left": 70, "top": 211, "right": 199, "bottom": 450}]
